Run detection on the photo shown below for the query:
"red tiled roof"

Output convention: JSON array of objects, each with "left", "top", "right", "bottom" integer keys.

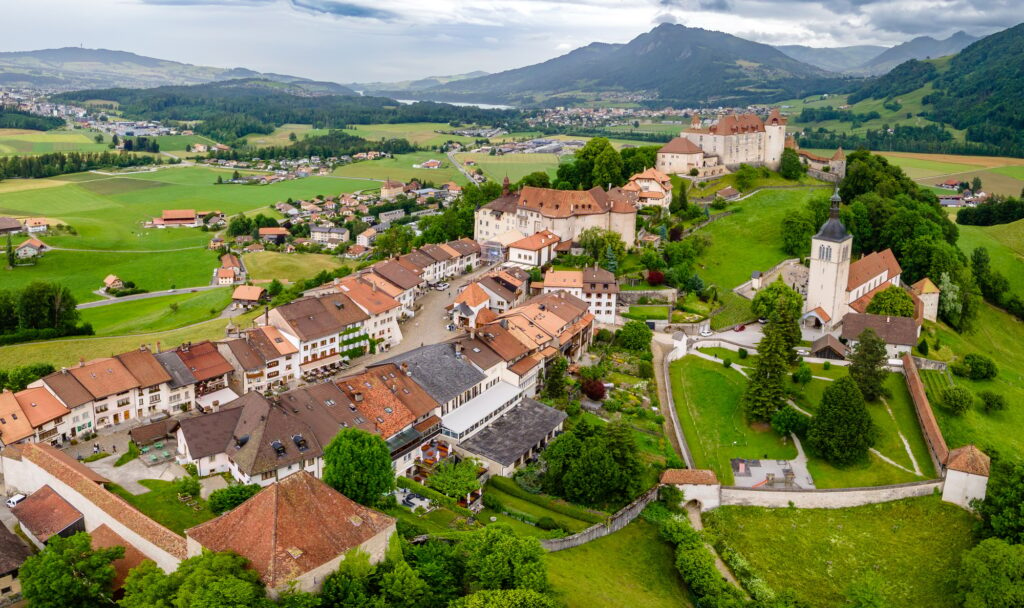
[
  {"left": 186, "top": 471, "right": 394, "bottom": 588},
  {"left": 901, "top": 354, "right": 949, "bottom": 464},
  {"left": 848, "top": 249, "right": 901, "bottom": 291},
  {"left": 658, "top": 137, "right": 703, "bottom": 155},
  {"left": 660, "top": 469, "right": 719, "bottom": 485},
  {"left": 946, "top": 445, "right": 990, "bottom": 477},
  {"left": 11, "top": 485, "right": 82, "bottom": 543},
  {"left": 175, "top": 341, "right": 234, "bottom": 382},
  {"left": 90, "top": 524, "right": 148, "bottom": 589},
  {"left": 0, "top": 390, "right": 36, "bottom": 444}
]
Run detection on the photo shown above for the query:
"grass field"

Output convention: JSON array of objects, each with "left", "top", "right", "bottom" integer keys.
[
  {"left": 455, "top": 152, "right": 562, "bottom": 182},
  {"left": 243, "top": 251, "right": 349, "bottom": 282},
  {"left": 546, "top": 520, "right": 692, "bottom": 608},
  {"left": 705, "top": 495, "right": 976, "bottom": 608},
  {"left": 956, "top": 219, "right": 1024, "bottom": 294},
  {"left": 333, "top": 151, "right": 465, "bottom": 184},
  {"left": 878, "top": 155, "right": 979, "bottom": 179},
  {"left": 483, "top": 483, "right": 595, "bottom": 534},
  {"left": 80, "top": 289, "right": 232, "bottom": 336},
  {"left": 0, "top": 128, "right": 110, "bottom": 155},
  {"left": 343, "top": 122, "right": 481, "bottom": 148},
  {"left": 108, "top": 480, "right": 215, "bottom": 535},
  {"left": 686, "top": 171, "right": 825, "bottom": 198},
  {"left": 243, "top": 123, "right": 330, "bottom": 147},
  {"left": 623, "top": 305, "right": 670, "bottom": 321}
]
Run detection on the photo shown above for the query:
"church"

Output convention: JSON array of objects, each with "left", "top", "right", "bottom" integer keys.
[
  {"left": 655, "top": 109, "right": 788, "bottom": 177},
  {"left": 800, "top": 188, "right": 939, "bottom": 355}
]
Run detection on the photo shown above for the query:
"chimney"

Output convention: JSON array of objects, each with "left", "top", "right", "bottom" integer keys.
[
  {"left": 469, "top": 327, "right": 476, "bottom": 341},
  {"left": 79, "top": 357, "right": 85, "bottom": 368},
  {"left": 155, "top": 340, "right": 161, "bottom": 353},
  {"left": 353, "top": 391, "right": 364, "bottom": 402},
  {"left": 401, "top": 362, "right": 410, "bottom": 376}
]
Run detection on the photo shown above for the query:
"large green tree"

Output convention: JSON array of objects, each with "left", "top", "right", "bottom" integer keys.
[
  {"left": 807, "top": 376, "right": 875, "bottom": 465},
  {"left": 780, "top": 209, "right": 815, "bottom": 256},
  {"left": 751, "top": 279, "right": 802, "bottom": 362},
  {"left": 743, "top": 317, "right": 790, "bottom": 421},
  {"left": 779, "top": 147, "right": 806, "bottom": 180},
  {"left": 427, "top": 457, "right": 482, "bottom": 499},
  {"left": 543, "top": 356, "right": 568, "bottom": 398},
  {"left": 977, "top": 460, "right": 1024, "bottom": 543},
  {"left": 451, "top": 589, "right": 559, "bottom": 608},
  {"left": 373, "top": 224, "right": 416, "bottom": 257},
  {"left": 322, "top": 428, "right": 395, "bottom": 507},
  {"left": 616, "top": 320, "right": 653, "bottom": 352},
  {"left": 958, "top": 538, "right": 1024, "bottom": 608},
  {"left": 848, "top": 328, "right": 889, "bottom": 401},
  {"left": 865, "top": 285, "right": 916, "bottom": 317},
  {"left": 461, "top": 525, "right": 548, "bottom": 593},
  {"left": 578, "top": 228, "right": 625, "bottom": 262},
  {"left": 20, "top": 532, "right": 123, "bottom": 608},
  {"left": 379, "top": 561, "right": 429, "bottom": 608},
  {"left": 120, "top": 551, "right": 266, "bottom": 608}
]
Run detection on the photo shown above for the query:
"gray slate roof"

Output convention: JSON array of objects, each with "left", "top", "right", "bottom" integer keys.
[
  {"left": 373, "top": 343, "right": 485, "bottom": 405},
  {"left": 154, "top": 351, "right": 197, "bottom": 389},
  {"left": 459, "top": 398, "right": 567, "bottom": 466}
]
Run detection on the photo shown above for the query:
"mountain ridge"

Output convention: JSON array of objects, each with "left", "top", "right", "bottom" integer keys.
[{"left": 853, "top": 31, "right": 978, "bottom": 75}]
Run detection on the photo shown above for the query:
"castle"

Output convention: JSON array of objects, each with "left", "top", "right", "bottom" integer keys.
[{"left": 656, "top": 109, "right": 788, "bottom": 176}]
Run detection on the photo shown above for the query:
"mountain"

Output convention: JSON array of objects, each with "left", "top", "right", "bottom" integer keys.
[
  {"left": 411, "top": 23, "right": 842, "bottom": 107},
  {"left": 350, "top": 72, "right": 489, "bottom": 95},
  {"left": 853, "top": 31, "right": 978, "bottom": 75},
  {"left": 775, "top": 44, "right": 887, "bottom": 73},
  {"left": 0, "top": 47, "right": 354, "bottom": 94}
]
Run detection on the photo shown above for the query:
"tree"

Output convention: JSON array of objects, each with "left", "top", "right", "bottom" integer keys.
[
  {"left": 750, "top": 278, "right": 802, "bottom": 360},
  {"left": 780, "top": 210, "right": 814, "bottom": 256},
  {"left": 461, "top": 525, "right": 548, "bottom": 593},
  {"left": 743, "top": 317, "right": 790, "bottom": 421},
  {"left": 640, "top": 248, "right": 666, "bottom": 271},
  {"left": 379, "top": 561, "right": 429, "bottom": 608},
  {"left": 734, "top": 164, "right": 758, "bottom": 191},
  {"left": 5, "top": 233, "right": 13, "bottom": 268},
  {"left": 601, "top": 244, "right": 618, "bottom": 273},
  {"left": 771, "top": 406, "right": 807, "bottom": 436},
  {"left": 779, "top": 147, "right": 806, "bottom": 180},
  {"left": 451, "top": 589, "right": 559, "bottom": 608},
  {"left": 792, "top": 362, "right": 812, "bottom": 386},
  {"left": 978, "top": 391, "right": 1007, "bottom": 413},
  {"left": 578, "top": 228, "right": 624, "bottom": 261},
  {"left": 543, "top": 356, "right": 568, "bottom": 398},
  {"left": 670, "top": 184, "right": 687, "bottom": 214},
  {"left": 289, "top": 132, "right": 297, "bottom": 142},
  {"left": 20, "top": 532, "right": 123, "bottom": 608},
  {"left": 427, "top": 457, "right": 482, "bottom": 499},
  {"left": 952, "top": 353, "right": 998, "bottom": 380},
  {"left": 320, "top": 549, "right": 377, "bottom": 608},
  {"left": 616, "top": 320, "right": 652, "bottom": 352},
  {"left": 267, "top": 279, "right": 284, "bottom": 297},
  {"left": 958, "top": 538, "right": 1024, "bottom": 608},
  {"left": 208, "top": 484, "right": 261, "bottom": 514},
  {"left": 216, "top": 175, "right": 223, "bottom": 185},
  {"left": 373, "top": 225, "right": 415, "bottom": 257},
  {"left": 807, "top": 376, "right": 875, "bottom": 465},
  {"left": 971, "top": 176, "right": 983, "bottom": 192},
  {"left": 848, "top": 329, "right": 889, "bottom": 401},
  {"left": 121, "top": 550, "right": 266, "bottom": 608},
  {"left": 322, "top": 428, "right": 395, "bottom": 506},
  {"left": 942, "top": 385, "right": 974, "bottom": 415},
  {"left": 865, "top": 285, "right": 916, "bottom": 317},
  {"left": 978, "top": 460, "right": 1024, "bottom": 543}
]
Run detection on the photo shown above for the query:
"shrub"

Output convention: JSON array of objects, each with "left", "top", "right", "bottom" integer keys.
[
  {"left": 689, "top": 168, "right": 699, "bottom": 177},
  {"left": 771, "top": 406, "right": 808, "bottom": 436},
  {"left": 208, "top": 484, "right": 261, "bottom": 514},
  {"left": 737, "top": 348, "right": 748, "bottom": 359},
  {"left": 791, "top": 363, "right": 812, "bottom": 385},
  {"left": 595, "top": 328, "right": 613, "bottom": 343},
  {"left": 182, "top": 463, "right": 198, "bottom": 477},
  {"left": 917, "top": 338, "right": 929, "bottom": 356},
  {"left": 396, "top": 519, "right": 428, "bottom": 538},
  {"left": 536, "top": 516, "right": 561, "bottom": 531},
  {"left": 660, "top": 517, "right": 702, "bottom": 548},
  {"left": 482, "top": 492, "right": 504, "bottom": 511},
  {"left": 979, "top": 391, "right": 1007, "bottom": 413},
  {"left": 637, "top": 360, "right": 654, "bottom": 379},
  {"left": 952, "top": 353, "right": 998, "bottom": 380},
  {"left": 582, "top": 379, "right": 606, "bottom": 400},
  {"left": 647, "top": 270, "right": 665, "bottom": 286},
  {"left": 174, "top": 475, "right": 201, "bottom": 498},
  {"left": 942, "top": 385, "right": 974, "bottom": 415},
  {"left": 659, "top": 485, "right": 684, "bottom": 512},
  {"left": 82, "top": 452, "right": 110, "bottom": 463},
  {"left": 823, "top": 361, "right": 831, "bottom": 371},
  {"left": 723, "top": 358, "right": 732, "bottom": 368}
]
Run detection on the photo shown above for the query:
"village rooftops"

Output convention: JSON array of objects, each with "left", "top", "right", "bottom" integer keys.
[
  {"left": 458, "top": 398, "right": 566, "bottom": 467},
  {"left": 12, "top": 485, "right": 82, "bottom": 543},
  {"left": 0, "top": 521, "right": 30, "bottom": 577},
  {"left": 686, "top": 112, "right": 766, "bottom": 135},
  {"left": 41, "top": 369, "right": 95, "bottom": 408},
  {"left": 258, "top": 227, "right": 290, "bottom": 236},
  {"left": 14, "top": 386, "right": 70, "bottom": 429},
  {"left": 946, "top": 445, "right": 990, "bottom": 476},
  {"left": 0, "top": 390, "right": 35, "bottom": 444},
  {"left": 185, "top": 471, "right": 395, "bottom": 589},
  {"left": 177, "top": 408, "right": 245, "bottom": 459},
  {"left": 175, "top": 341, "right": 234, "bottom": 382},
  {"left": 660, "top": 469, "right": 719, "bottom": 485},
  {"left": 116, "top": 347, "right": 172, "bottom": 389},
  {"left": 848, "top": 249, "right": 902, "bottom": 291},
  {"left": 840, "top": 313, "right": 918, "bottom": 346},
  {"left": 249, "top": 325, "right": 298, "bottom": 358},
  {"left": 373, "top": 343, "right": 486, "bottom": 407},
  {"left": 658, "top": 137, "right": 703, "bottom": 155},
  {"left": 153, "top": 351, "right": 198, "bottom": 389},
  {"left": 441, "top": 381, "right": 520, "bottom": 437},
  {"left": 338, "top": 278, "right": 401, "bottom": 316},
  {"left": 90, "top": 524, "right": 148, "bottom": 589},
  {"left": 335, "top": 364, "right": 438, "bottom": 437},
  {"left": 232, "top": 285, "right": 266, "bottom": 302},
  {"left": 455, "top": 282, "right": 490, "bottom": 308},
  {"left": 445, "top": 238, "right": 481, "bottom": 257},
  {"left": 370, "top": 260, "right": 424, "bottom": 291},
  {"left": 485, "top": 186, "right": 636, "bottom": 219},
  {"left": 273, "top": 294, "right": 369, "bottom": 341},
  {"left": 69, "top": 358, "right": 140, "bottom": 400},
  {"left": 509, "top": 230, "right": 560, "bottom": 251}
]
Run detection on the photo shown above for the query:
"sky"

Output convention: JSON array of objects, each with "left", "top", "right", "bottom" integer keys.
[{"left": 2, "top": 0, "right": 1015, "bottom": 83}]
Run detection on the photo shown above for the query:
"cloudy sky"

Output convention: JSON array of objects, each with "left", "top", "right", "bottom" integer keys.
[{"left": 3, "top": 0, "right": 1014, "bottom": 82}]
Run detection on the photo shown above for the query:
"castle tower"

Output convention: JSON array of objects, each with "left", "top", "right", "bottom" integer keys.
[
  {"left": 762, "top": 108, "right": 787, "bottom": 170},
  {"left": 804, "top": 187, "right": 851, "bottom": 329}
]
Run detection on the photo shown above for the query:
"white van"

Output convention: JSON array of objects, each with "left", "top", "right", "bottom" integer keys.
[{"left": 5, "top": 494, "right": 26, "bottom": 508}]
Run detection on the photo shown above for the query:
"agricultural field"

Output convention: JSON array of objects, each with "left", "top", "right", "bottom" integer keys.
[
  {"left": 704, "top": 495, "right": 976, "bottom": 608},
  {"left": 151, "top": 134, "right": 219, "bottom": 155},
  {"left": 956, "top": 218, "right": 1024, "bottom": 294},
  {"left": 342, "top": 122, "right": 481, "bottom": 148},
  {"left": 455, "top": 152, "right": 562, "bottom": 183},
  {"left": 79, "top": 289, "right": 232, "bottom": 336},
  {"left": 546, "top": 521, "right": 692, "bottom": 608},
  {"left": 243, "top": 251, "right": 350, "bottom": 283},
  {"left": 333, "top": 151, "right": 465, "bottom": 184},
  {"left": 242, "top": 123, "right": 329, "bottom": 147},
  {"left": 0, "top": 128, "right": 110, "bottom": 155}
]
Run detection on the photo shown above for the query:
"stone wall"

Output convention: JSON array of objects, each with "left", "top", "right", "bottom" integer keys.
[
  {"left": 807, "top": 168, "right": 841, "bottom": 183},
  {"left": 901, "top": 353, "right": 949, "bottom": 471},
  {"left": 720, "top": 480, "right": 943, "bottom": 509},
  {"left": 617, "top": 289, "right": 678, "bottom": 305},
  {"left": 912, "top": 356, "right": 948, "bottom": 372},
  {"left": 540, "top": 486, "right": 660, "bottom": 552}
]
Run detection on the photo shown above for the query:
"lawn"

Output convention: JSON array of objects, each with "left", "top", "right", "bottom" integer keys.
[
  {"left": 704, "top": 495, "right": 976, "bottom": 608},
  {"left": 107, "top": 479, "right": 216, "bottom": 535},
  {"left": 0, "top": 128, "right": 110, "bottom": 155},
  {"left": 878, "top": 155, "right": 978, "bottom": 179},
  {"left": 333, "top": 151, "right": 465, "bottom": 184},
  {"left": 687, "top": 170, "right": 824, "bottom": 198},
  {"left": 243, "top": 251, "right": 350, "bottom": 282},
  {"left": 0, "top": 309, "right": 263, "bottom": 369},
  {"left": 546, "top": 520, "right": 693, "bottom": 608},
  {"left": 623, "top": 305, "right": 669, "bottom": 321},
  {"left": 911, "top": 169, "right": 1024, "bottom": 197},
  {"left": 455, "top": 152, "right": 562, "bottom": 183},
  {"left": 670, "top": 356, "right": 796, "bottom": 484},
  {"left": 80, "top": 289, "right": 232, "bottom": 336},
  {"left": 483, "top": 484, "right": 595, "bottom": 534}
]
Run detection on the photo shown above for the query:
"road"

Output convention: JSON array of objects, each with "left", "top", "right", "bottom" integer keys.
[
  {"left": 77, "top": 285, "right": 225, "bottom": 309},
  {"left": 447, "top": 151, "right": 480, "bottom": 183}
]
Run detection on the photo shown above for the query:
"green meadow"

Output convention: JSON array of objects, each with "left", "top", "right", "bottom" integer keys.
[
  {"left": 80, "top": 289, "right": 232, "bottom": 336},
  {"left": 332, "top": 151, "right": 465, "bottom": 184},
  {"left": 0, "top": 128, "right": 110, "bottom": 155},
  {"left": 455, "top": 152, "right": 563, "bottom": 182}
]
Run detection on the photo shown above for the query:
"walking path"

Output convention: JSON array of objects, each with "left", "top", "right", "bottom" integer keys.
[
  {"left": 881, "top": 397, "right": 923, "bottom": 476},
  {"left": 685, "top": 502, "right": 744, "bottom": 591},
  {"left": 651, "top": 335, "right": 687, "bottom": 464}
]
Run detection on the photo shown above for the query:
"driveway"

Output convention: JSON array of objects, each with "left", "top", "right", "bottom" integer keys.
[{"left": 86, "top": 454, "right": 188, "bottom": 495}]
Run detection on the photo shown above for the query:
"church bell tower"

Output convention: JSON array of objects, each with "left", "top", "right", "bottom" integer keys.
[{"left": 804, "top": 187, "right": 852, "bottom": 329}]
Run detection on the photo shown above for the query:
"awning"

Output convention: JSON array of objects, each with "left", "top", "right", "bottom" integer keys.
[
  {"left": 197, "top": 387, "right": 239, "bottom": 410},
  {"left": 300, "top": 353, "right": 343, "bottom": 373}
]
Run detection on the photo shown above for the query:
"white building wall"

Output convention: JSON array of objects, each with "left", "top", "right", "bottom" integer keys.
[{"left": 942, "top": 470, "right": 988, "bottom": 510}]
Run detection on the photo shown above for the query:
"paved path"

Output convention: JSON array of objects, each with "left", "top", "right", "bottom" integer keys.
[
  {"left": 881, "top": 397, "right": 923, "bottom": 476},
  {"left": 77, "top": 285, "right": 225, "bottom": 309},
  {"left": 651, "top": 334, "right": 688, "bottom": 465},
  {"left": 447, "top": 151, "right": 479, "bottom": 183}
]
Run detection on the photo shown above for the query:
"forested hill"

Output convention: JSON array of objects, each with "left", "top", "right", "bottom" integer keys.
[
  {"left": 414, "top": 23, "right": 848, "bottom": 107},
  {"left": 843, "top": 22, "right": 1024, "bottom": 156},
  {"left": 0, "top": 108, "right": 64, "bottom": 131},
  {"left": 54, "top": 80, "right": 521, "bottom": 144}
]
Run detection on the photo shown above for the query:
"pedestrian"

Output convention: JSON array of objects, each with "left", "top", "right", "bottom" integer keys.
[{"left": 113, "top": 445, "right": 117, "bottom": 453}]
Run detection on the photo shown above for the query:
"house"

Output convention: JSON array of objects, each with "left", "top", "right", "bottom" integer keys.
[
  {"left": 356, "top": 228, "right": 377, "bottom": 248},
  {"left": 220, "top": 253, "right": 243, "bottom": 275},
  {"left": 244, "top": 243, "right": 265, "bottom": 253},
  {"left": 455, "top": 397, "right": 566, "bottom": 477},
  {"left": 104, "top": 275, "right": 124, "bottom": 291},
  {"left": 654, "top": 136, "right": 706, "bottom": 176},
  {"left": 368, "top": 259, "right": 426, "bottom": 314},
  {"left": 185, "top": 472, "right": 395, "bottom": 595},
  {"left": 475, "top": 267, "right": 531, "bottom": 312},
  {"left": 258, "top": 227, "right": 289, "bottom": 244},
  {"left": 343, "top": 244, "right": 369, "bottom": 259},
  {"left": 808, "top": 334, "right": 849, "bottom": 360},
  {"left": 541, "top": 267, "right": 619, "bottom": 324},
  {"left": 623, "top": 168, "right": 673, "bottom": 208},
  {"left": 446, "top": 238, "right": 482, "bottom": 271},
  {"left": 334, "top": 276, "right": 404, "bottom": 348},
  {"left": 15, "top": 237, "right": 47, "bottom": 259},
  {"left": 380, "top": 180, "right": 404, "bottom": 200},
  {"left": 840, "top": 313, "right": 919, "bottom": 358},
  {"left": 23, "top": 218, "right": 49, "bottom": 234},
  {"left": 0, "top": 386, "right": 68, "bottom": 448},
  {"left": 0, "top": 522, "right": 31, "bottom": 602},
  {"left": 475, "top": 181, "right": 637, "bottom": 248},
  {"left": 231, "top": 285, "right": 266, "bottom": 308},
  {"left": 216, "top": 325, "right": 299, "bottom": 395},
  {"left": 172, "top": 341, "right": 236, "bottom": 410},
  {"left": 0, "top": 217, "right": 23, "bottom": 235},
  {"left": 310, "top": 225, "right": 350, "bottom": 248},
  {"left": 451, "top": 282, "right": 492, "bottom": 328},
  {"left": 216, "top": 268, "right": 237, "bottom": 285},
  {"left": 267, "top": 294, "right": 371, "bottom": 373},
  {"left": 716, "top": 186, "right": 740, "bottom": 201},
  {"left": 420, "top": 159, "right": 442, "bottom": 169},
  {"left": 208, "top": 237, "right": 224, "bottom": 250},
  {"left": 378, "top": 209, "right": 406, "bottom": 223},
  {"left": 11, "top": 485, "right": 85, "bottom": 549},
  {"left": 507, "top": 230, "right": 560, "bottom": 267}
]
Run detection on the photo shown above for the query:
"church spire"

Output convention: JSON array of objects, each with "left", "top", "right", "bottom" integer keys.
[
  {"left": 829, "top": 185, "right": 842, "bottom": 219},
  {"left": 814, "top": 184, "right": 850, "bottom": 242}
]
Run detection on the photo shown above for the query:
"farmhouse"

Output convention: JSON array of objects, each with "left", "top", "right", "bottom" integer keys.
[
  {"left": 215, "top": 268, "right": 237, "bottom": 285},
  {"left": 258, "top": 227, "right": 289, "bottom": 244},
  {"left": 0, "top": 217, "right": 22, "bottom": 235},
  {"left": 231, "top": 285, "right": 266, "bottom": 308},
  {"left": 23, "top": 218, "right": 49, "bottom": 233},
  {"left": 15, "top": 237, "right": 47, "bottom": 259},
  {"left": 103, "top": 274, "right": 124, "bottom": 291}
]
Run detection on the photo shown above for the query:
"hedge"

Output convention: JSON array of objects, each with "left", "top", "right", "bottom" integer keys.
[
  {"left": 487, "top": 476, "right": 605, "bottom": 524},
  {"left": 0, "top": 324, "right": 94, "bottom": 346},
  {"left": 397, "top": 477, "right": 474, "bottom": 518}
]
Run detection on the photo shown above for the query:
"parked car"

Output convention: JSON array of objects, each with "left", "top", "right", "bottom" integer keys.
[
  {"left": 758, "top": 317, "right": 768, "bottom": 324},
  {"left": 699, "top": 329, "right": 713, "bottom": 337},
  {"left": 734, "top": 324, "right": 746, "bottom": 332},
  {"left": 435, "top": 282, "right": 450, "bottom": 291},
  {"left": 5, "top": 494, "right": 25, "bottom": 509}
]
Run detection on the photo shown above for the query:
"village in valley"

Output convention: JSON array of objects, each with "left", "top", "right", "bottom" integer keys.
[{"left": 1, "top": 13, "right": 1024, "bottom": 608}]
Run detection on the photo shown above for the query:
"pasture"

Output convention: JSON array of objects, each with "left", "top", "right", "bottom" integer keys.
[
  {"left": 0, "top": 128, "right": 109, "bottom": 155},
  {"left": 342, "top": 122, "right": 481, "bottom": 147},
  {"left": 243, "top": 251, "right": 350, "bottom": 283},
  {"left": 956, "top": 218, "right": 1024, "bottom": 294},
  {"left": 242, "top": 123, "right": 329, "bottom": 147},
  {"left": 455, "top": 152, "right": 562, "bottom": 182},
  {"left": 332, "top": 151, "right": 464, "bottom": 184},
  {"left": 705, "top": 495, "right": 976, "bottom": 608},
  {"left": 79, "top": 289, "right": 232, "bottom": 336}
]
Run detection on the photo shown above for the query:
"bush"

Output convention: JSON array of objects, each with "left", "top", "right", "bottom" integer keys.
[
  {"left": 582, "top": 379, "right": 606, "bottom": 400},
  {"left": 647, "top": 270, "right": 665, "bottom": 286},
  {"left": 114, "top": 442, "right": 139, "bottom": 467},
  {"left": 979, "top": 390, "right": 1007, "bottom": 413},
  {"left": 917, "top": 338, "right": 929, "bottom": 356},
  {"left": 952, "top": 353, "right": 998, "bottom": 380},
  {"left": 942, "top": 385, "right": 974, "bottom": 415},
  {"left": 659, "top": 485, "right": 684, "bottom": 512},
  {"left": 536, "top": 516, "right": 561, "bottom": 531},
  {"left": 482, "top": 492, "right": 504, "bottom": 511},
  {"left": 771, "top": 406, "right": 808, "bottom": 436},
  {"left": 397, "top": 477, "right": 474, "bottom": 517},
  {"left": 723, "top": 358, "right": 732, "bottom": 368},
  {"left": 737, "top": 348, "right": 748, "bottom": 359},
  {"left": 208, "top": 484, "right": 261, "bottom": 514},
  {"left": 82, "top": 452, "right": 110, "bottom": 462},
  {"left": 637, "top": 360, "right": 654, "bottom": 379},
  {"left": 823, "top": 361, "right": 831, "bottom": 371},
  {"left": 487, "top": 476, "right": 604, "bottom": 524},
  {"left": 174, "top": 475, "right": 201, "bottom": 498},
  {"left": 182, "top": 463, "right": 198, "bottom": 477},
  {"left": 660, "top": 517, "right": 702, "bottom": 548},
  {"left": 396, "top": 519, "right": 428, "bottom": 538},
  {"left": 595, "top": 328, "right": 613, "bottom": 343}
]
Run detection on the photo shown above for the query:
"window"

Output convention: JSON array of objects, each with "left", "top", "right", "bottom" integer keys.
[
  {"left": 261, "top": 471, "right": 275, "bottom": 481},
  {"left": 149, "top": 395, "right": 161, "bottom": 404}
]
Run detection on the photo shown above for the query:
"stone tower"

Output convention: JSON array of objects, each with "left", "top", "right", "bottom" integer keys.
[
  {"left": 804, "top": 187, "right": 851, "bottom": 329},
  {"left": 762, "top": 108, "right": 787, "bottom": 170}
]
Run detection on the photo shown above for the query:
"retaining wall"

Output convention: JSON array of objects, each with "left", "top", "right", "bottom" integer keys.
[
  {"left": 902, "top": 353, "right": 948, "bottom": 471},
  {"left": 618, "top": 289, "right": 678, "bottom": 305},
  {"left": 540, "top": 486, "right": 660, "bottom": 552},
  {"left": 719, "top": 479, "right": 943, "bottom": 509},
  {"left": 912, "top": 356, "right": 948, "bottom": 372}
]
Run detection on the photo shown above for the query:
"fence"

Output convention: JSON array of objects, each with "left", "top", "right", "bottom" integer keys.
[
  {"left": 719, "top": 479, "right": 943, "bottom": 509},
  {"left": 540, "top": 486, "right": 660, "bottom": 552}
]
